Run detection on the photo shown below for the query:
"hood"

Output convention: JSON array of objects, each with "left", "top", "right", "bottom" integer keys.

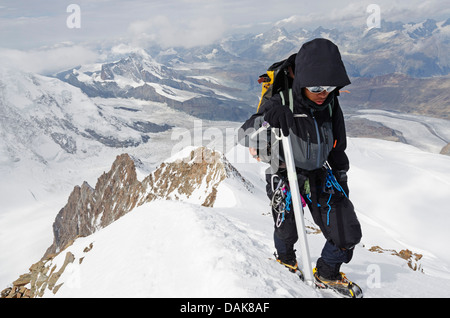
[{"left": 293, "top": 38, "right": 351, "bottom": 91}]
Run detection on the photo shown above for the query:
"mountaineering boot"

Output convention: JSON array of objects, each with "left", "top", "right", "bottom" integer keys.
[
  {"left": 273, "top": 252, "right": 304, "bottom": 281},
  {"left": 276, "top": 255, "right": 298, "bottom": 273},
  {"left": 274, "top": 249, "right": 298, "bottom": 272},
  {"left": 313, "top": 268, "right": 363, "bottom": 298}
]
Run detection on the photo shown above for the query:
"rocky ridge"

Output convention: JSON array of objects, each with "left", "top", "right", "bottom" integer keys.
[{"left": 1, "top": 147, "right": 253, "bottom": 298}]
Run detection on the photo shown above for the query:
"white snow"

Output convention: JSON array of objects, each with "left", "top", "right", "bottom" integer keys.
[
  {"left": 2, "top": 137, "right": 446, "bottom": 298},
  {"left": 354, "top": 109, "right": 450, "bottom": 153},
  {"left": 146, "top": 82, "right": 200, "bottom": 102},
  {"left": 187, "top": 75, "right": 221, "bottom": 85}
]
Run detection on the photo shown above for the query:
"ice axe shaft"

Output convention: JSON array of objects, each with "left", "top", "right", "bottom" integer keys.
[
  {"left": 251, "top": 123, "right": 314, "bottom": 285},
  {"left": 281, "top": 133, "right": 314, "bottom": 285}
]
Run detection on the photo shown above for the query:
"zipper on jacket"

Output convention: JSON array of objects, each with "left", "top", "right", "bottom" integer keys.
[
  {"left": 306, "top": 132, "right": 311, "bottom": 159},
  {"left": 323, "top": 128, "right": 329, "bottom": 157},
  {"left": 310, "top": 110, "right": 321, "bottom": 168}
]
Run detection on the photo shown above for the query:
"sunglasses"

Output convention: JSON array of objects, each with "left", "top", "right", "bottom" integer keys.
[{"left": 306, "top": 86, "right": 336, "bottom": 93}]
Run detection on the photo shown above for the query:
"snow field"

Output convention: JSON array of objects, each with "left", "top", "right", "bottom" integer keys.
[{"left": 36, "top": 139, "right": 450, "bottom": 298}]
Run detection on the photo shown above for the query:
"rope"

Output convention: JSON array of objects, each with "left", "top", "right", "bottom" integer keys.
[{"left": 324, "top": 167, "right": 348, "bottom": 226}]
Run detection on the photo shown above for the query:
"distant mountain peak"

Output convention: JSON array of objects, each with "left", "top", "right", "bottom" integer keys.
[
  {"left": 405, "top": 18, "right": 438, "bottom": 39},
  {"left": 56, "top": 51, "right": 252, "bottom": 121}
]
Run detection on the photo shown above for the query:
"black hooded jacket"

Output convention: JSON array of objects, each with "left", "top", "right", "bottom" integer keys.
[{"left": 239, "top": 38, "right": 351, "bottom": 173}]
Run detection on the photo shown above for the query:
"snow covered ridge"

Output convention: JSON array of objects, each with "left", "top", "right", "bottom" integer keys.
[
  {"left": 43, "top": 147, "right": 253, "bottom": 259},
  {"left": 3, "top": 140, "right": 450, "bottom": 298},
  {"left": 0, "top": 147, "right": 253, "bottom": 298}
]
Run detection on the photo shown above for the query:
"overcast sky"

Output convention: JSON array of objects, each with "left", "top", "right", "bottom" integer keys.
[{"left": 0, "top": 0, "right": 448, "bottom": 73}]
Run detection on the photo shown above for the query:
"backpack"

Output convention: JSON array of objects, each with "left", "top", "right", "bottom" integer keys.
[
  {"left": 245, "top": 54, "right": 296, "bottom": 163},
  {"left": 256, "top": 54, "right": 296, "bottom": 113}
]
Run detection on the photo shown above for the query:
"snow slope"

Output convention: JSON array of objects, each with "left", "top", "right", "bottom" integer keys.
[{"left": 33, "top": 139, "right": 450, "bottom": 298}]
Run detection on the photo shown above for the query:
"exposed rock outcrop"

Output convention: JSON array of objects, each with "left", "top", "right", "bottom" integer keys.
[
  {"left": 2, "top": 147, "right": 253, "bottom": 298},
  {"left": 140, "top": 147, "right": 253, "bottom": 206},
  {"left": 369, "top": 246, "right": 424, "bottom": 272},
  {"left": 44, "top": 153, "right": 144, "bottom": 258},
  {"left": 440, "top": 143, "right": 450, "bottom": 156},
  {"left": 1, "top": 251, "right": 76, "bottom": 298},
  {"left": 42, "top": 147, "right": 252, "bottom": 260}
]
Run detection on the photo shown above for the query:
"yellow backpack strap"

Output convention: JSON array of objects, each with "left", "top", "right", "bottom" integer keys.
[{"left": 256, "top": 70, "right": 275, "bottom": 112}]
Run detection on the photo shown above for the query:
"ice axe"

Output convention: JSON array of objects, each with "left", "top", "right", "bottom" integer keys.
[{"left": 251, "top": 122, "right": 315, "bottom": 286}]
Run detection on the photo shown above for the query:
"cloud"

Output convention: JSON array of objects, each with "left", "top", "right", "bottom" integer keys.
[
  {"left": 128, "top": 15, "right": 227, "bottom": 49},
  {"left": 1, "top": 0, "right": 449, "bottom": 53},
  {"left": 0, "top": 44, "right": 99, "bottom": 74},
  {"left": 380, "top": 0, "right": 450, "bottom": 22},
  {"left": 275, "top": 1, "right": 450, "bottom": 31}
]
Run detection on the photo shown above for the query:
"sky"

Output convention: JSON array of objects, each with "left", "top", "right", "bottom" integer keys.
[{"left": 0, "top": 0, "right": 449, "bottom": 73}]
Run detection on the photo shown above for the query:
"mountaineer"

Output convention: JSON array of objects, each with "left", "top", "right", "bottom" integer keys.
[{"left": 239, "top": 38, "right": 362, "bottom": 297}]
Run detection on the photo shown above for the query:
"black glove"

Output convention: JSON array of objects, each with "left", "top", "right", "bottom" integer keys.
[
  {"left": 335, "top": 170, "right": 349, "bottom": 197},
  {"left": 264, "top": 105, "right": 294, "bottom": 137}
]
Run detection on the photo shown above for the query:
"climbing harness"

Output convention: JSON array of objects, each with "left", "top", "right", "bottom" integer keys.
[
  {"left": 271, "top": 175, "right": 291, "bottom": 228},
  {"left": 271, "top": 175, "right": 308, "bottom": 228}
]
